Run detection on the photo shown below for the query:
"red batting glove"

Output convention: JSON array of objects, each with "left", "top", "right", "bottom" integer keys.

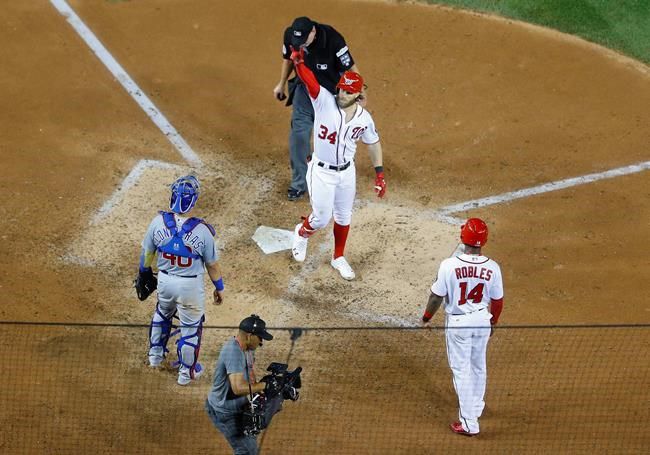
[
  {"left": 374, "top": 172, "right": 387, "bottom": 198},
  {"left": 289, "top": 46, "right": 304, "bottom": 65}
]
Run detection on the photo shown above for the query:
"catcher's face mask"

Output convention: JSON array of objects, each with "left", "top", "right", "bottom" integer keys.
[{"left": 169, "top": 175, "right": 200, "bottom": 214}]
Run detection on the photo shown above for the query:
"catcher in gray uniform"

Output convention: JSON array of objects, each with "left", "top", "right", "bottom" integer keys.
[{"left": 134, "top": 175, "right": 225, "bottom": 386}]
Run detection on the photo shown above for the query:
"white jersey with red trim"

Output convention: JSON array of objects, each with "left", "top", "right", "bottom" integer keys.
[
  {"left": 431, "top": 253, "right": 504, "bottom": 315},
  {"left": 311, "top": 89, "right": 379, "bottom": 165}
]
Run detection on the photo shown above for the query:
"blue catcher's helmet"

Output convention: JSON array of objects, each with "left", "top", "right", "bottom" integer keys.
[{"left": 169, "top": 175, "right": 200, "bottom": 214}]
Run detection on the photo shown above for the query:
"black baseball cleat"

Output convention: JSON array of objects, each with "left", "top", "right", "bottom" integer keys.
[{"left": 287, "top": 188, "right": 306, "bottom": 201}]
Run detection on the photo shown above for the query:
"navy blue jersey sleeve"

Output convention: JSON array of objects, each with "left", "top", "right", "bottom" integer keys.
[{"left": 331, "top": 30, "right": 355, "bottom": 71}]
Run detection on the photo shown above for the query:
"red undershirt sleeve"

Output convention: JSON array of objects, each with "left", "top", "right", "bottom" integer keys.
[
  {"left": 490, "top": 298, "right": 504, "bottom": 324},
  {"left": 295, "top": 62, "right": 320, "bottom": 99}
]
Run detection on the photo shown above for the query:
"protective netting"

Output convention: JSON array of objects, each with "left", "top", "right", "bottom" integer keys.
[{"left": 1, "top": 323, "right": 648, "bottom": 454}]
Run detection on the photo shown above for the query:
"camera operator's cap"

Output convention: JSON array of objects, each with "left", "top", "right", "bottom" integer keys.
[
  {"left": 290, "top": 16, "right": 315, "bottom": 48},
  {"left": 239, "top": 314, "right": 273, "bottom": 340}
]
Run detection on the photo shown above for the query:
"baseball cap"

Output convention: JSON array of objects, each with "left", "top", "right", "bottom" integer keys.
[
  {"left": 239, "top": 314, "right": 273, "bottom": 341},
  {"left": 290, "top": 16, "right": 315, "bottom": 48}
]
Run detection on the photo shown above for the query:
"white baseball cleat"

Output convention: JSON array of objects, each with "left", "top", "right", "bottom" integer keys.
[
  {"left": 148, "top": 355, "right": 164, "bottom": 369},
  {"left": 331, "top": 256, "right": 355, "bottom": 280},
  {"left": 291, "top": 223, "right": 308, "bottom": 262},
  {"left": 178, "top": 363, "right": 203, "bottom": 386}
]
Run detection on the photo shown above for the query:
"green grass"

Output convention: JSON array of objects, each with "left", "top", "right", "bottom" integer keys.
[{"left": 423, "top": 0, "right": 650, "bottom": 64}]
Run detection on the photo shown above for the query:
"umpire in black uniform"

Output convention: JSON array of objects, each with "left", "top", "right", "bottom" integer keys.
[{"left": 273, "top": 17, "right": 358, "bottom": 200}]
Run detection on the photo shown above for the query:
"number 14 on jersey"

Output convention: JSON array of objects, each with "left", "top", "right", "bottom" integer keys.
[{"left": 458, "top": 282, "right": 484, "bottom": 305}]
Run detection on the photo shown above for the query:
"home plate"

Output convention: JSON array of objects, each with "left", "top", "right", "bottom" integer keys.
[{"left": 252, "top": 226, "right": 293, "bottom": 254}]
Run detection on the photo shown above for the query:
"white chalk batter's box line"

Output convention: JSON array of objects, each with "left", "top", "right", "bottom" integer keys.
[
  {"left": 357, "top": 159, "right": 650, "bottom": 225},
  {"left": 50, "top": 0, "right": 201, "bottom": 168},
  {"left": 91, "top": 160, "right": 184, "bottom": 225},
  {"left": 433, "top": 160, "right": 650, "bottom": 225}
]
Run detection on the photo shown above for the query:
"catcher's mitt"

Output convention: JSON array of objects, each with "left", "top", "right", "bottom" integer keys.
[{"left": 134, "top": 269, "right": 157, "bottom": 301}]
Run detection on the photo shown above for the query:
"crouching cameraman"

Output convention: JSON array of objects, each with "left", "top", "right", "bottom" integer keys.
[{"left": 205, "top": 314, "right": 274, "bottom": 454}]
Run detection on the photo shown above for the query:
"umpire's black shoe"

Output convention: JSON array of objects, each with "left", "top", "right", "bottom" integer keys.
[{"left": 287, "top": 188, "right": 306, "bottom": 201}]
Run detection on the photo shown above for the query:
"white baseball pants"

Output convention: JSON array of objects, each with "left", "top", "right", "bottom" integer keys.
[
  {"left": 445, "top": 309, "right": 492, "bottom": 434},
  {"left": 306, "top": 159, "right": 356, "bottom": 229}
]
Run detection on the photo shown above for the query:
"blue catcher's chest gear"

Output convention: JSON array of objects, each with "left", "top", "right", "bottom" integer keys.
[{"left": 157, "top": 212, "right": 215, "bottom": 259}]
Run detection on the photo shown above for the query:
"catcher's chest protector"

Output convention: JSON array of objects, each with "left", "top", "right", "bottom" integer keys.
[{"left": 157, "top": 211, "right": 212, "bottom": 259}]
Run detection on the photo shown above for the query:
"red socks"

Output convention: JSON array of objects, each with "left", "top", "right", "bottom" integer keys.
[
  {"left": 299, "top": 217, "right": 315, "bottom": 238},
  {"left": 298, "top": 219, "right": 350, "bottom": 257},
  {"left": 333, "top": 223, "right": 350, "bottom": 259}
]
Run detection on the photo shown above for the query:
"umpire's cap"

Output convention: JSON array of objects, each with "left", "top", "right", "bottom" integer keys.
[
  {"left": 239, "top": 314, "right": 273, "bottom": 340},
  {"left": 290, "top": 16, "right": 315, "bottom": 48}
]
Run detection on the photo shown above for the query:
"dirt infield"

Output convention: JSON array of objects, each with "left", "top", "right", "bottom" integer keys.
[{"left": 2, "top": 0, "right": 649, "bottom": 453}]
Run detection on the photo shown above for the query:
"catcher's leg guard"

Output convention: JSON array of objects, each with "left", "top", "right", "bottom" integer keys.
[
  {"left": 176, "top": 315, "right": 204, "bottom": 383},
  {"left": 148, "top": 303, "right": 177, "bottom": 366}
]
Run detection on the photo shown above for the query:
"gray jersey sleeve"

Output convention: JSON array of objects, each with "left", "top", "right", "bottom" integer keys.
[
  {"left": 142, "top": 215, "right": 161, "bottom": 252},
  {"left": 197, "top": 224, "right": 219, "bottom": 265}
]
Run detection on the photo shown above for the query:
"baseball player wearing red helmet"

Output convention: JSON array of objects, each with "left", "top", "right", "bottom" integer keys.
[
  {"left": 421, "top": 218, "right": 504, "bottom": 436},
  {"left": 288, "top": 47, "right": 386, "bottom": 280}
]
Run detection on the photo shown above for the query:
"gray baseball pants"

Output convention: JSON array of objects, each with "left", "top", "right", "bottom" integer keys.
[{"left": 288, "top": 82, "right": 314, "bottom": 193}]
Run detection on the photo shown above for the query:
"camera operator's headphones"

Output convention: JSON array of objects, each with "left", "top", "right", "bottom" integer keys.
[{"left": 249, "top": 314, "right": 262, "bottom": 345}]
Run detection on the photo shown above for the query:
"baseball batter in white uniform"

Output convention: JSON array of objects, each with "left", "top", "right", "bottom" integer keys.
[
  {"left": 139, "top": 175, "right": 225, "bottom": 386},
  {"left": 289, "top": 46, "right": 386, "bottom": 280},
  {"left": 421, "top": 218, "right": 504, "bottom": 436}
]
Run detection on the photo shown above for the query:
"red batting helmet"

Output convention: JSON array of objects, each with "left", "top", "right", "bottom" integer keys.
[
  {"left": 460, "top": 218, "right": 488, "bottom": 247},
  {"left": 336, "top": 71, "right": 364, "bottom": 94}
]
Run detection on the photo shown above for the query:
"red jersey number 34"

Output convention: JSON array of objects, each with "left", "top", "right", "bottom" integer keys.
[{"left": 318, "top": 125, "right": 337, "bottom": 144}]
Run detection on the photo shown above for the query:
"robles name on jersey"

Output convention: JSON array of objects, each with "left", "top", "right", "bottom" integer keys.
[{"left": 454, "top": 266, "right": 494, "bottom": 281}]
